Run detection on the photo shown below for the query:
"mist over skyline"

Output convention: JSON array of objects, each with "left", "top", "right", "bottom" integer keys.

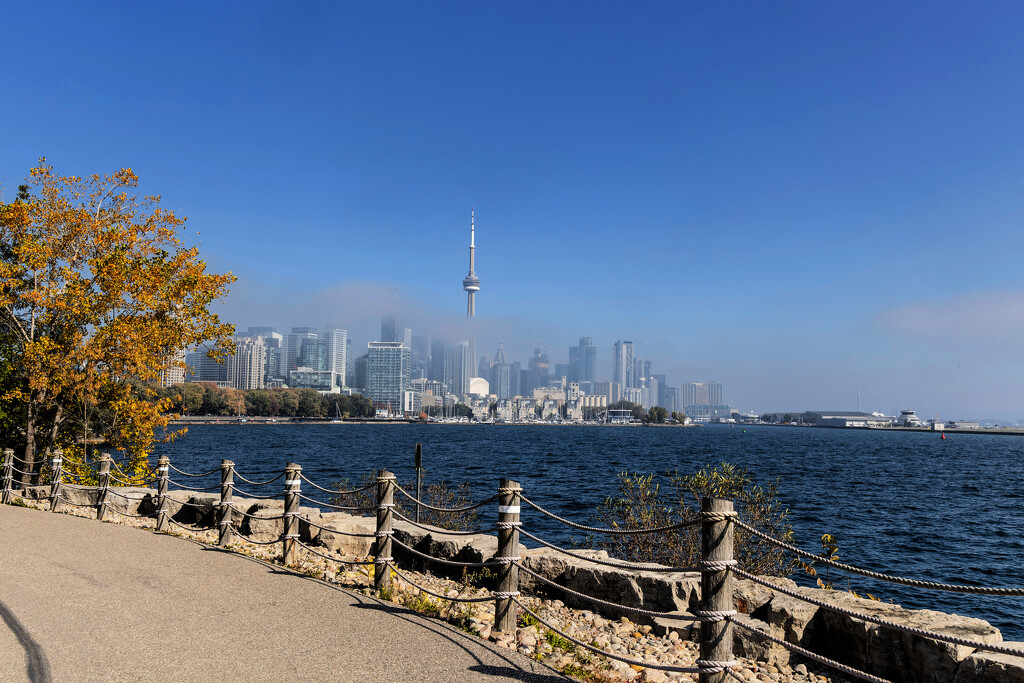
[{"left": 3, "top": 2, "right": 1024, "bottom": 420}]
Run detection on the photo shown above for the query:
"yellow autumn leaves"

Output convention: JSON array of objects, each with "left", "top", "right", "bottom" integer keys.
[{"left": 0, "top": 159, "right": 235, "bottom": 480}]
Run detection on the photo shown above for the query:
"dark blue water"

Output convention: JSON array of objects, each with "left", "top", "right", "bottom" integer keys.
[{"left": 157, "top": 423, "right": 1024, "bottom": 639}]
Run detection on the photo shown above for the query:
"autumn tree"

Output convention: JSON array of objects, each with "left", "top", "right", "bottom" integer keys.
[{"left": 0, "top": 160, "right": 235, "bottom": 482}]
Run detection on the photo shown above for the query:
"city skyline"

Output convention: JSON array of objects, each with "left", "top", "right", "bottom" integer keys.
[{"left": 3, "top": 3, "right": 1024, "bottom": 419}]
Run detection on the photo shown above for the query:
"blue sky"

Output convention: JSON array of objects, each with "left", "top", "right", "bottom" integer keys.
[{"left": 3, "top": 2, "right": 1024, "bottom": 419}]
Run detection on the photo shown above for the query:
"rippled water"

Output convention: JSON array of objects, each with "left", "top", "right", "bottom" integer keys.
[{"left": 158, "top": 423, "right": 1024, "bottom": 639}]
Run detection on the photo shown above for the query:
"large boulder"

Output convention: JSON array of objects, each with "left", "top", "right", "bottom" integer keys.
[
  {"left": 802, "top": 588, "right": 1003, "bottom": 683},
  {"left": 314, "top": 512, "right": 376, "bottom": 556},
  {"left": 954, "top": 642, "right": 1024, "bottom": 683}
]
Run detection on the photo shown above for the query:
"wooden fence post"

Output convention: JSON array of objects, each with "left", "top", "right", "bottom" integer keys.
[
  {"left": 374, "top": 469, "right": 395, "bottom": 595},
  {"left": 699, "top": 497, "right": 736, "bottom": 683},
  {"left": 1, "top": 449, "right": 13, "bottom": 505},
  {"left": 219, "top": 459, "right": 234, "bottom": 546},
  {"left": 283, "top": 463, "right": 301, "bottom": 565},
  {"left": 49, "top": 450, "right": 64, "bottom": 512},
  {"left": 156, "top": 455, "right": 170, "bottom": 532},
  {"left": 96, "top": 454, "right": 111, "bottom": 521},
  {"left": 494, "top": 478, "right": 522, "bottom": 636}
]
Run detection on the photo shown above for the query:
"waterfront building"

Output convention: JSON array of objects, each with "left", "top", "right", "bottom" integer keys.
[
  {"left": 612, "top": 341, "right": 634, "bottom": 389},
  {"left": 159, "top": 350, "right": 187, "bottom": 387},
  {"left": 366, "top": 341, "right": 410, "bottom": 411},
  {"left": 284, "top": 327, "right": 319, "bottom": 375},
  {"left": 288, "top": 367, "right": 336, "bottom": 392},
  {"left": 187, "top": 345, "right": 228, "bottom": 384},
  {"left": 353, "top": 353, "right": 369, "bottom": 392},
  {"left": 323, "top": 327, "right": 348, "bottom": 388},
  {"left": 622, "top": 387, "right": 643, "bottom": 405},
  {"left": 228, "top": 337, "right": 266, "bottom": 390},
  {"left": 685, "top": 404, "right": 733, "bottom": 421},
  {"left": 681, "top": 381, "right": 723, "bottom": 406}
]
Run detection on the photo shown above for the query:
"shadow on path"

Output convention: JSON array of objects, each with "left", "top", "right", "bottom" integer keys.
[
  {"left": 0, "top": 599, "right": 52, "bottom": 683},
  {"left": 197, "top": 544, "right": 566, "bottom": 681}
]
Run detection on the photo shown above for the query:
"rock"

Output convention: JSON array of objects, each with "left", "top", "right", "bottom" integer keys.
[
  {"left": 802, "top": 588, "right": 1003, "bottom": 683},
  {"left": 731, "top": 614, "right": 789, "bottom": 667},
  {"left": 314, "top": 512, "right": 375, "bottom": 556},
  {"left": 953, "top": 642, "right": 1024, "bottom": 683},
  {"left": 638, "top": 668, "right": 668, "bottom": 682}
]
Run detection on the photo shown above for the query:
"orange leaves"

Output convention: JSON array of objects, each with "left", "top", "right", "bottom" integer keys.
[{"left": 1, "top": 159, "right": 236, "bottom": 472}]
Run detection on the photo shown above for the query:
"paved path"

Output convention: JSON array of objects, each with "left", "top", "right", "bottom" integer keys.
[{"left": 0, "top": 505, "right": 565, "bottom": 682}]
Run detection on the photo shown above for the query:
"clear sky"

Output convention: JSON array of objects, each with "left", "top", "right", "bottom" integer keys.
[{"left": 3, "top": 2, "right": 1024, "bottom": 420}]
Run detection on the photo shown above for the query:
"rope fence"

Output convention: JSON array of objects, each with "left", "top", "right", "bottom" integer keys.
[{"left": 3, "top": 446, "right": 1022, "bottom": 683}]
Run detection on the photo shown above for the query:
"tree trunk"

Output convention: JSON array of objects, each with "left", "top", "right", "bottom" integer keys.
[{"left": 22, "top": 397, "right": 38, "bottom": 487}]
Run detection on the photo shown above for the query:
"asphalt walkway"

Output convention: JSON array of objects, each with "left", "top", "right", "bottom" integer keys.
[{"left": 0, "top": 505, "right": 565, "bottom": 682}]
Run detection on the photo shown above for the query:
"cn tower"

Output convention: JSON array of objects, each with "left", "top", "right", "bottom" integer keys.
[
  {"left": 462, "top": 209, "right": 480, "bottom": 375},
  {"left": 462, "top": 209, "right": 480, "bottom": 317}
]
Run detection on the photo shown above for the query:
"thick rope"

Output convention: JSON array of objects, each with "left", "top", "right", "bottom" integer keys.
[
  {"left": 728, "top": 617, "right": 891, "bottom": 683},
  {"left": 231, "top": 487, "right": 281, "bottom": 501},
  {"left": 514, "top": 561, "right": 702, "bottom": 621},
  {"left": 104, "top": 506, "right": 155, "bottom": 520},
  {"left": 733, "top": 519, "right": 1024, "bottom": 595},
  {"left": 296, "top": 492, "right": 376, "bottom": 512},
  {"left": 295, "top": 540, "right": 377, "bottom": 566},
  {"left": 389, "top": 535, "right": 501, "bottom": 568},
  {"left": 392, "top": 510, "right": 496, "bottom": 536},
  {"left": 167, "top": 464, "right": 221, "bottom": 478},
  {"left": 386, "top": 563, "right": 495, "bottom": 603},
  {"left": 520, "top": 494, "right": 703, "bottom": 535},
  {"left": 232, "top": 471, "right": 285, "bottom": 487},
  {"left": 166, "top": 479, "right": 222, "bottom": 492},
  {"left": 392, "top": 482, "right": 498, "bottom": 513},
  {"left": 512, "top": 598, "right": 706, "bottom": 674},
  {"left": 299, "top": 474, "right": 376, "bottom": 496},
  {"left": 733, "top": 569, "right": 1024, "bottom": 658},
  {"left": 518, "top": 528, "right": 701, "bottom": 573}
]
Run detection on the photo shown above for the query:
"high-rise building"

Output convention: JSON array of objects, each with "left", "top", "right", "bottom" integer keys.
[
  {"left": 411, "top": 334, "right": 430, "bottom": 380},
  {"left": 478, "top": 355, "right": 493, "bottom": 380},
  {"left": 612, "top": 341, "right": 634, "bottom": 389},
  {"left": 367, "top": 342, "right": 410, "bottom": 410},
  {"left": 323, "top": 327, "right": 348, "bottom": 388},
  {"left": 452, "top": 341, "right": 473, "bottom": 395},
  {"left": 680, "top": 382, "right": 724, "bottom": 406},
  {"left": 569, "top": 337, "right": 597, "bottom": 392},
  {"left": 284, "top": 327, "right": 318, "bottom": 374},
  {"left": 429, "top": 340, "right": 455, "bottom": 391},
  {"left": 380, "top": 315, "right": 401, "bottom": 343},
  {"left": 187, "top": 345, "right": 228, "bottom": 384},
  {"left": 490, "top": 343, "right": 510, "bottom": 399},
  {"left": 354, "top": 353, "right": 369, "bottom": 391},
  {"left": 159, "top": 350, "right": 187, "bottom": 386},
  {"left": 509, "top": 361, "right": 522, "bottom": 397},
  {"left": 526, "top": 347, "right": 549, "bottom": 393},
  {"left": 228, "top": 337, "right": 266, "bottom": 390}
]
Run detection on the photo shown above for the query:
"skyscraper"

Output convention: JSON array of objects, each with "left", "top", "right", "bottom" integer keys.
[
  {"left": 569, "top": 336, "right": 597, "bottom": 392},
  {"left": 612, "top": 341, "right": 634, "bottom": 390},
  {"left": 284, "top": 327, "right": 318, "bottom": 374},
  {"left": 367, "top": 342, "right": 410, "bottom": 410},
  {"left": 323, "top": 328, "right": 348, "bottom": 388},
  {"left": 491, "top": 343, "right": 510, "bottom": 399},
  {"left": 228, "top": 337, "right": 266, "bottom": 390}
]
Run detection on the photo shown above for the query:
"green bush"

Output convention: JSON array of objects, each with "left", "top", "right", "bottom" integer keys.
[{"left": 595, "top": 462, "right": 795, "bottom": 576}]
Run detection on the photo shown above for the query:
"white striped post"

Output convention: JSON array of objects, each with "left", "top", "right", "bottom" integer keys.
[
  {"left": 494, "top": 478, "right": 522, "bottom": 636},
  {"left": 48, "top": 450, "right": 64, "bottom": 512},
  {"left": 95, "top": 454, "right": 111, "bottom": 521},
  {"left": 1, "top": 448, "right": 13, "bottom": 505},
  {"left": 698, "top": 497, "right": 736, "bottom": 683},
  {"left": 219, "top": 459, "right": 234, "bottom": 546},
  {"left": 374, "top": 470, "right": 395, "bottom": 595},
  {"left": 156, "top": 455, "right": 170, "bottom": 532},
  {"left": 283, "top": 463, "right": 301, "bottom": 565}
]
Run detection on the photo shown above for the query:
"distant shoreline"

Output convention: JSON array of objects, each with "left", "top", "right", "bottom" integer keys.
[{"left": 165, "top": 417, "right": 1024, "bottom": 435}]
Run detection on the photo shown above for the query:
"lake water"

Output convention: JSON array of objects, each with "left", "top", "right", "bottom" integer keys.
[{"left": 157, "top": 423, "right": 1024, "bottom": 639}]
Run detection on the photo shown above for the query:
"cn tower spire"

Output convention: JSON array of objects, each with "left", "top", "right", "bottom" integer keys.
[{"left": 462, "top": 208, "right": 480, "bottom": 318}]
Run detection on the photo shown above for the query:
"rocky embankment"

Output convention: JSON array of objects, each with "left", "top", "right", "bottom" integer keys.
[{"left": 13, "top": 485, "right": 1024, "bottom": 683}]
